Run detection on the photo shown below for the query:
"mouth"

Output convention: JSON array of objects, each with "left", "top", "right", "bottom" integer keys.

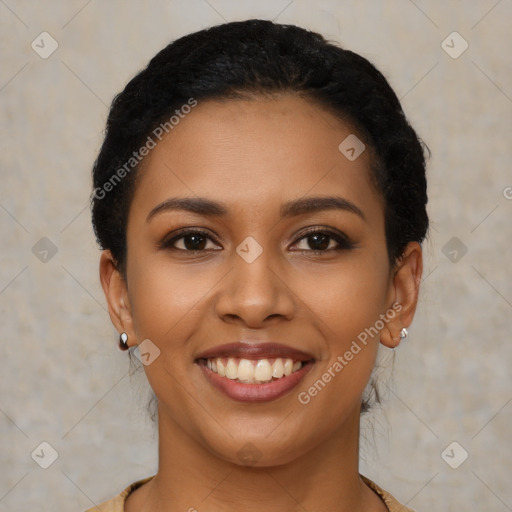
[{"left": 195, "top": 342, "right": 315, "bottom": 402}]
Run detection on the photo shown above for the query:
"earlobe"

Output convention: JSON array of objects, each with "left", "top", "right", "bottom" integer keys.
[
  {"left": 381, "top": 242, "right": 423, "bottom": 348},
  {"left": 99, "top": 250, "right": 135, "bottom": 348}
]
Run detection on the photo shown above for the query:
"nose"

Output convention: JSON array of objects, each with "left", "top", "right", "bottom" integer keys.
[{"left": 214, "top": 247, "right": 295, "bottom": 328}]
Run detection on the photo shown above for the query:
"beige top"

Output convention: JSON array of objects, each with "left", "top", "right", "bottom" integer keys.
[{"left": 85, "top": 474, "right": 414, "bottom": 511}]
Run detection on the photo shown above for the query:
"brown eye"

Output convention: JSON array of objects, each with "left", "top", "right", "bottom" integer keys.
[
  {"left": 159, "top": 229, "right": 221, "bottom": 252},
  {"left": 178, "top": 233, "right": 209, "bottom": 251},
  {"left": 292, "top": 228, "right": 355, "bottom": 254},
  {"left": 304, "top": 233, "right": 332, "bottom": 251}
]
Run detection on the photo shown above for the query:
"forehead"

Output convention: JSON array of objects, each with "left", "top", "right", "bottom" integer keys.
[{"left": 131, "top": 95, "right": 383, "bottom": 222}]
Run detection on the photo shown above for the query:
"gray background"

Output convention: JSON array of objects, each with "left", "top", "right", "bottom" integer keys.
[{"left": 1, "top": 0, "right": 511, "bottom": 510}]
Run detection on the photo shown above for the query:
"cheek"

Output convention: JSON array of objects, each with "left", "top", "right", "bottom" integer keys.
[
  {"left": 291, "top": 269, "right": 387, "bottom": 431},
  {"left": 293, "top": 254, "right": 391, "bottom": 345},
  {"left": 126, "top": 262, "right": 209, "bottom": 407},
  {"left": 292, "top": 253, "right": 390, "bottom": 398},
  {"left": 127, "top": 260, "right": 214, "bottom": 343}
]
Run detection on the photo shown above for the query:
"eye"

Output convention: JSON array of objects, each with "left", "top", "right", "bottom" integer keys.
[
  {"left": 159, "top": 229, "right": 221, "bottom": 252},
  {"left": 159, "top": 227, "right": 354, "bottom": 254},
  {"left": 291, "top": 228, "right": 355, "bottom": 254}
]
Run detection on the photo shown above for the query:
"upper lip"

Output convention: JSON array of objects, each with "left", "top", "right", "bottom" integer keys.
[{"left": 196, "top": 342, "right": 315, "bottom": 362}]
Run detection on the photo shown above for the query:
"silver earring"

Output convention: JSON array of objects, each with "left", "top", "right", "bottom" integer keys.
[
  {"left": 392, "top": 327, "right": 409, "bottom": 342},
  {"left": 119, "top": 332, "right": 129, "bottom": 351}
]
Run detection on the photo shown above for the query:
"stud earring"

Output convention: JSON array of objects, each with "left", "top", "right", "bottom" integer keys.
[
  {"left": 392, "top": 328, "right": 409, "bottom": 342},
  {"left": 119, "top": 332, "right": 129, "bottom": 351}
]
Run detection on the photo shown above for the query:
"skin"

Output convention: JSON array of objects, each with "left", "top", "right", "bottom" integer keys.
[{"left": 100, "top": 94, "right": 423, "bottom": 511}]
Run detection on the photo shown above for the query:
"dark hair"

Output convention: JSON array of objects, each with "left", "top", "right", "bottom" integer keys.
[
  {"left": 91, "top": 19, "right": 429, "bottom": 416},
  {"left": 91, "top": 18, "right": 429, "bottom": 275}
]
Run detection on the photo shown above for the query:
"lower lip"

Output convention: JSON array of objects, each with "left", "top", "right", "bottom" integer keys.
[{"left": 198, "top": 361, "right": 314, "bottom": 403}]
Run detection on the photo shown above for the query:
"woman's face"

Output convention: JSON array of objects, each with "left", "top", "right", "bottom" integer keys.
[{"left": 104, "top": 95, "right": 415, "bottom": 466}]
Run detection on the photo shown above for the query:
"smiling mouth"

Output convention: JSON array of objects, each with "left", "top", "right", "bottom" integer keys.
[
  {"left": 194, "top": 342, "right": 316, "bottom": 402},
  {"left": 197, "top": 357, "right": 309, "bottom": 384}
]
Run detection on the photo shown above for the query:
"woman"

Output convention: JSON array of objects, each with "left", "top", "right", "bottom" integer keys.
[{"left": 88, "top": 18, "right": 428, "bottom": 512}]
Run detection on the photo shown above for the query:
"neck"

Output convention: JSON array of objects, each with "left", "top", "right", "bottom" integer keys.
[{"left": 129, "top": 405, "right": 385, "bottom": 512}]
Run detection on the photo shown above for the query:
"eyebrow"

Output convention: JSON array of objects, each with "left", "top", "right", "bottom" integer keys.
[{"left": 146, "top": 195, "right": 366, "bottom": 222}]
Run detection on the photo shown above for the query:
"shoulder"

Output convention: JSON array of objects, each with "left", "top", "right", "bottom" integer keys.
[
  {"left": 83, "top": 475, "right": 155, "bottom": 512},
  {"left": 360, "top": 474, "right": 416, "bottom": 512}
]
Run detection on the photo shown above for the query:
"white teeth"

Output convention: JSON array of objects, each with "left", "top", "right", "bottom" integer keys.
[
  {"left": 225, "top": 358, "right": 238, "bottom": 380},
  {"left": 254, "top": 359, "right": 272, "bottom": 382},
  {"left": 217, "top": 359, "right": 225, "bottom": 377},
  {"left": 206, "top": 357, "right": 304, "bottom": 383},
  {"left": 272, "top": 358, "right": 284, "bottom": 378},
  {"left": 238, "top": 359, "right": 254, "bottom": 383}
]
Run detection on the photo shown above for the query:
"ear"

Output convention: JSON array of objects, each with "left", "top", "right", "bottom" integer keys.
[
  {"left": 99, "top": 250, "right": 136, "bottom": 348},
  {"left": 380, "top": 241, "right": 423, "bottom": 348}
]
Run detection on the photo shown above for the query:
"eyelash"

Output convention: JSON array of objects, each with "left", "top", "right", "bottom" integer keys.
[{"left": 159, "top": 227, "right": 355, "bottom": 255}]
